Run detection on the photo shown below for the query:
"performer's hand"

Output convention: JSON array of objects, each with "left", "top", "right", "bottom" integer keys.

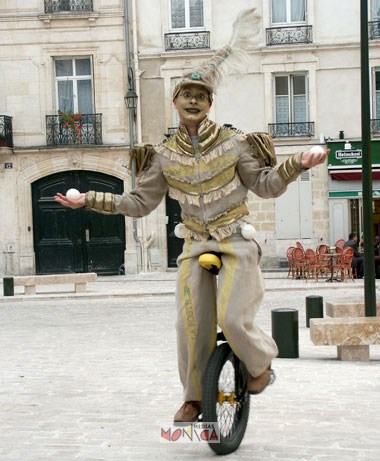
[
  {"left": 54, "top": 192, "right": 86, "bottom": 209},
  {"left": 301, "top": 149, "right": 330, "bottom": 169}
]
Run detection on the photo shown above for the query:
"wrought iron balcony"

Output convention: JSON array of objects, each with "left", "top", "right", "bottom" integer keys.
[
  {"left": 46, "top": 113, "right": 102, "bottom": 146},
  {"left": 266, "top": 25, "right": 312, "bottom": 46},
  {"left": 268, "top": 122, "right": 314, "bottom": 138},
  {"left": 369, "top": 21, "right": 380, "bottom": 39},
  {"left": 44, "top": 0, "right": 93, "bottom": 13},
  {"left": 0, "top": 115, "right": 13, "bottom": 148},
  {"left": 164, "top": 31, "right": 210, "bottom": 51}
]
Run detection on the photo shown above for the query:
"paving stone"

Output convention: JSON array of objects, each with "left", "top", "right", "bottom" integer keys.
[{"left": 0, "top": 274, "right": 379, "bottom": 460}]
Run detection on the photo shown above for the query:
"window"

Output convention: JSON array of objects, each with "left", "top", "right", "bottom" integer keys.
[
  {"left": 55, "top": 57, "right": 93, "bottom": 114},
  {"left": 374, "top": 70, "right": 380, "bottom": 119},
  {"left": 170, "top": 0, "right": 204, "bottom": 29},
  {"left": 275, "top": 74, "right": 308, "bottom": 124},
  {"left": 271, "top": 0, "right": 306, "bottom": 24},
  {"left": 372, "top": 0, "right": 380, "bottom": 19}
]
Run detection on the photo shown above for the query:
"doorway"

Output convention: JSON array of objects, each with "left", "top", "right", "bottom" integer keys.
[
  {"left": 32, "top": 170, "right": 125, "bottom": 274},
  {"left": 166, "top": 194, "right": 183, "bottom": 268}
]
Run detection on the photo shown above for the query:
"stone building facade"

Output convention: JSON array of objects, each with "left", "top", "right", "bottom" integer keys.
[{"left": 1, "top": 0, "right": 379, "bottom": 275}]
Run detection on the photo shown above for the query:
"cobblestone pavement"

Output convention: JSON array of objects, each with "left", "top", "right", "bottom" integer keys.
[{"left": 0, "top": 273, "right": 379, "bottom": 460}]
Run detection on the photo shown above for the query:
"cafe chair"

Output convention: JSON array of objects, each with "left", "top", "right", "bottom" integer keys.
[
  {"left": 331, "top": 247, "right": 355, "bottom": 282},
  {"left": 292, "top": 247, "right": 307, "bottom": 279},
  {"left": 286, "top": 246, "right": 296, "bottom": 279},
  {"left": 335, "top": 239, "right": 345, "bottom": 250}
]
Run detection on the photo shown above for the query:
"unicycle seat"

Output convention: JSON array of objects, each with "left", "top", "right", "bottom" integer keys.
[{"left": 198, "top": 252, "right": 222, "bottom": 275}]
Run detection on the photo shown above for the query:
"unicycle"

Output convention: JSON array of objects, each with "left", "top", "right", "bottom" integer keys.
[{"left": 199, "top": 253, "right": 250, "bottom": 455}]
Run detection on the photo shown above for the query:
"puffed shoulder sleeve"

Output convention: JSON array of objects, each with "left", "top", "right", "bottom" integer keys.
[
  {"left": 129, "top": 144, "right": 156, "bottom": 176},
  {"left": 246, "top": 132, "right": 277, "bottom": 168}
]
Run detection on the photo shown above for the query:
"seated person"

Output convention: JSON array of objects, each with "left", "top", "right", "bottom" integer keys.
[
  {"left": 344, "top": 232, "right": 364, "bottom": 278},
  {"left": 374, "top": 236, "right": 380, "bottom": 278}
]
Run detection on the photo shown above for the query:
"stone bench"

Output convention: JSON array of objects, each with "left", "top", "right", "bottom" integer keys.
[
  {"left": 310, "top": 317, "right": 380, "bottom": 361},
  {"left": 326, "top": 301, "right": 380, "bottom": 318},
  {"left": 11, "top": 273, "right": 97, "bottom": 295}
]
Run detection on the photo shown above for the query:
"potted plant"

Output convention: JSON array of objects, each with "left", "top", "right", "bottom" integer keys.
[{"left": 58, "top": 110, "right": 83, "bottom": 142}]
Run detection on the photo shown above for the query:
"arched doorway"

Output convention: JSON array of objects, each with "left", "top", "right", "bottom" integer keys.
[{"left": 32, "top": 170, "right": 125, "bottom": 274}]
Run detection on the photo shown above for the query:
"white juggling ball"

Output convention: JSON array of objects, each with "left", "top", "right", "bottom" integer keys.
[
  {"left": 309, "top": 145, "right": 325, "bottom": 155},
  {"left": 66, "top": 188, "right": 81, "bottom": 200}
]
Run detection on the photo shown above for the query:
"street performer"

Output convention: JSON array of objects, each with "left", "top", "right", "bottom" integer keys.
[{"left": 55, "top": 8, "right": 328, "bottom": 424}]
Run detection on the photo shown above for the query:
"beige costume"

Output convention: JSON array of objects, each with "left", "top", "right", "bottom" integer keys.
[{"left": 86, "top": 119, "right": 304, "bottom": 400}]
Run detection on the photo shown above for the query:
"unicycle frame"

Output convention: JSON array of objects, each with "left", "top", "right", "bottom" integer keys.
[
  {"left": 198, "top": 252, "right": 250, "bottom": 455},
  {"left": 201, "top": 330, "right": 250, "bottom": 455}
]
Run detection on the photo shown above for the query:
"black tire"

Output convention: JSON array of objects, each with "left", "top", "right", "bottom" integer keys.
[{"left": 202, "top": 342, "right": 250, "bottom": 455}]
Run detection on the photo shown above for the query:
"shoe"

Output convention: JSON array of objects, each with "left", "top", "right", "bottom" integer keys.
[
  {"left": 173, "top": 401, "right": 201, "bottom": 424},
  {"left": 247, "top": 366, "right": 275, "bottom": 395}
]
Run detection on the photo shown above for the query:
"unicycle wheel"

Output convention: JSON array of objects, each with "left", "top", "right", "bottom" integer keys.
[{"left": 202, "top": 342, "right": 250, "bottom": 455}]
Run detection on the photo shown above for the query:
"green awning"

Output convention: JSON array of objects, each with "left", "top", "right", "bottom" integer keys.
[
  {"left": 327, "top": 140, "right": 380, "bottom": 168},
  {"left": 329, "top": 190, "right": 380, "bottom": 198}
]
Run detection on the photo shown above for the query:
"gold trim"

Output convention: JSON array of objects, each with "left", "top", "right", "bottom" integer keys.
[
  {"left": 184, "top": 202, "right": 249, "bottom": 235},
  {"left": 85, "top": 191, "right": 115, "bottom": 215},
  {"left": 278, "top": 153, "right": 303, "bottom": 184},
  {"left": 164, "top": 164, "right": 236, "bottom": 195}
]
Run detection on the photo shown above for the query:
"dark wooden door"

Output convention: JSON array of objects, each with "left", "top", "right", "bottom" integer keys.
[
  {"left": 166, "top": 194, "right": 183, "bottom": 267},
  {"left": 32, "top": 171, "right": 125, "bottom": 275}
]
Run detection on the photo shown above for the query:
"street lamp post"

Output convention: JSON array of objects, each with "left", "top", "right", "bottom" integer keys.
[
  {"left": 124, "top": 74, "right": 142, "bottom": 273},
  {"left": 124, "top": 87, "right": 138, "bottom": 188}
]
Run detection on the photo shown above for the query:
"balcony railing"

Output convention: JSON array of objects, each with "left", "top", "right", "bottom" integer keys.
[
  {"left": 266, "top": 25, "right": 312, "bottom": 46},
  {"left": 44, "top": 0, "right": 93, "bottom": 13},
  {"left": 0, "top": 115, "right": 13, "bottom": 148},
  {"left": 46, "top": 113, "right": 102, "bottom": 146},
  {"left": 268, "top": 122, "right": 314, "bottom": 138},
  {"left": 369, "top": 20, "right": 380, "bottom": 39},
  {"left": 164, "top": 31, "right": 210, "bottom": 51}
]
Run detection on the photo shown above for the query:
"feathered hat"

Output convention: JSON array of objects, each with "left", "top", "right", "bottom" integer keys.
[{"left": 172, "top": 7, "right": 262, "bottom": 102}]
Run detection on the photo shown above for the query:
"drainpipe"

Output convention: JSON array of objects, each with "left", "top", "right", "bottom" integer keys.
[
  {"left": 131, "top": 0, "right": 142, "bottom": 144},
  {"left": 124, "top": 0, "right": 142, "bottom": 273}
]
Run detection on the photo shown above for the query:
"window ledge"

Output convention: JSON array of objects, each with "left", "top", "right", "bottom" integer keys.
[{"left": 38, "top": 12, "right": 99, "bottom": 25}]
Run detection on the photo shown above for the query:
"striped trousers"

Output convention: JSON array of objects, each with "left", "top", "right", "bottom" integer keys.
[{"left": 176, "top": 233, "right": 278, "bottom": 401}]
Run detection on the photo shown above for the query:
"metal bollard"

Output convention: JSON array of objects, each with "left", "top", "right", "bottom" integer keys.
[
  {"left": 305, "top": 295, "right": 323, "bottom": 328},
  {"left": 271, "top": 308, "right": 299, "bottom": 358},
  {"left": 3, "top": 277, "right": 14, "bottom": 296}
]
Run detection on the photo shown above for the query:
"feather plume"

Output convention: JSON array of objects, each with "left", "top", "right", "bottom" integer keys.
[
  {"left": 228, "top": 8, "right": 262, "bottom": 51},
  {"left": 182, "top": 8, "right": 262, "bottom": 93}
]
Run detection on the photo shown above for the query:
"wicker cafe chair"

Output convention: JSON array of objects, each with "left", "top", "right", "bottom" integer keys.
[
  {"left": 315, "top": 244, "right": 331, "bottom": 280},
  {"left": 316, "top": 244, "right": 329, "bottom": 255},
  {"left": 286, "top": 246, "right": 296, "bottom": 278},
  {"left": 305, "top": 248, "right": 328, "bottom": 281},
  {"left": 296, "top": 241, "right": 305, "bottom": 251},
  {"left": 335, "top": 239, "right": 346, "bottom": 250},
  {"left": 304, "top": 248, "right": 317, "bottom": 281},
  {"left": 292, "top": 247, "right": 307, "bottom": 279},
  {"left": 331, "top": 247, "right": 355, "bottom": 282}
]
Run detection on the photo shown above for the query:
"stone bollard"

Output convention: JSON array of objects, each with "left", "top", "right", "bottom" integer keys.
[
  {"left": 305, "top": 295, "right": 323, "bottom": 328},
  {"left": 271, "top": 308, "right": 299, "bottom": 358},
  {"left": 3, "top": 277, "right": 14, "bottom": 296}
]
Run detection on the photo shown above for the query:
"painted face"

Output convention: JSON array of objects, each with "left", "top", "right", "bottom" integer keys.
[{"left": 173, "top": 85, "right": 211, "bottom": 128}]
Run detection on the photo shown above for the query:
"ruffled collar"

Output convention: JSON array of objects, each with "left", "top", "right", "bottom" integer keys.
[{"left": 165, "top": 118, "right": 233, "bottom": 157}]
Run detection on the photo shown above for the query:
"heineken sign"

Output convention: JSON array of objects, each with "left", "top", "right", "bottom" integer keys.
[
  {"left": 335, "top": 149, "right": 362, "bottom": 166},
  {"left": 327, "top": 140, "right": 380, "bottom": 168}
]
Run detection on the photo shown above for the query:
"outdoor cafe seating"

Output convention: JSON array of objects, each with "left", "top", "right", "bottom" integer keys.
[{"left": 286, "top": 241, "right": 354, "bottom": 282}]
